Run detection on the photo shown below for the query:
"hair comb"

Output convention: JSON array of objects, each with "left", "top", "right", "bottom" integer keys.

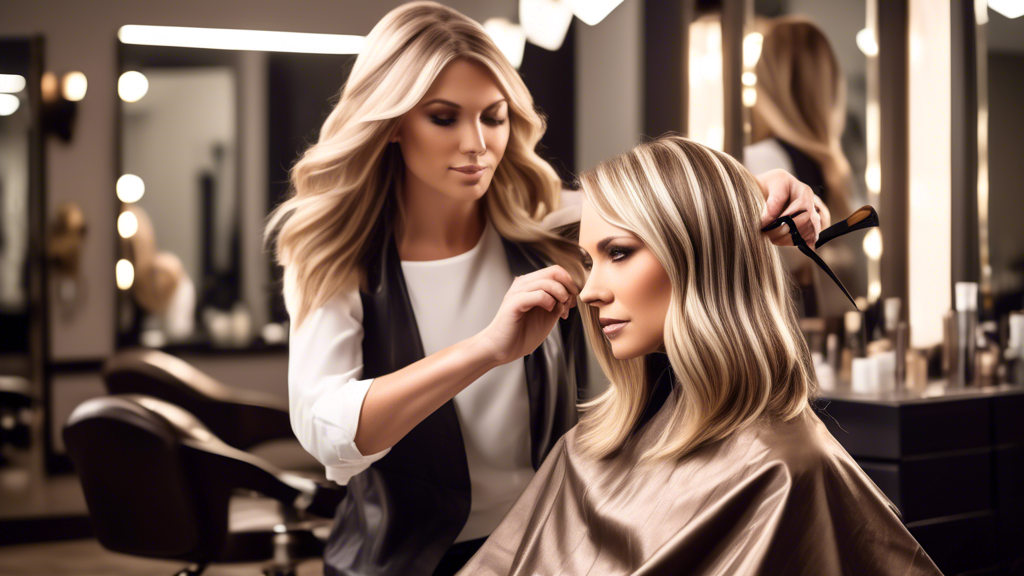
[{"left": 761, "top": 205, "right": 879, "bottom": 311}]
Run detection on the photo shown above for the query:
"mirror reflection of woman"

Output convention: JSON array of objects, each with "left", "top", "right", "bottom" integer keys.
[
  {"left": 460, "top": 135, "right": 942, "bottom": 576},
  {"left": 744, "top": 17, "right": 860, "bottom": 317},
  {"left": 267, "top": 4, "right": 826, "bottom": 575}
]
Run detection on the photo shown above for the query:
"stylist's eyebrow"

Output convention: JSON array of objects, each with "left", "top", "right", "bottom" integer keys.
[{"left": 421, "top": 98, "right": 507, "bottom": 110}]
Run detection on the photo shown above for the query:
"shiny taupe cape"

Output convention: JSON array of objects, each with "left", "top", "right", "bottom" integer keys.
[{"left": 460, "top": 392, "right": 942, "bottom": 575}]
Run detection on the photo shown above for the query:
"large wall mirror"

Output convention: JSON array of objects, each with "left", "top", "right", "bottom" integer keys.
[
  {"left": 115, "top": 45, "right": 355, "bottom": 351},
  {"left": 0, "top": 35, "right": 49, "bottom": 517},
  {"left": 980, "top": 10, "right": 1024, "bottom": 319},
  {"left": 743, "top": 0, "right": 873, "bottom": 318},
  {"left": 115, "top": 30, "right": 576, "bottom": 353}
]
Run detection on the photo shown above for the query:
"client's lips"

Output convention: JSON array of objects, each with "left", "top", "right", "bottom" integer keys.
[
  {"left": 599, "top": 317, "right": 628, "bottom": 336},
  {"left": 451, "top": 165, "right": 485, "bottom": 174}
]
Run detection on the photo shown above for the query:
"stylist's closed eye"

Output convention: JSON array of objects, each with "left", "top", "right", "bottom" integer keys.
[{"left": 579, "top": 197, "right": 672, "bottom": 360}]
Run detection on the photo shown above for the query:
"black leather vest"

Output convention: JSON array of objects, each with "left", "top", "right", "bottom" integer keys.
[{"left": 323, "top": 217, "right": 584, "bottom": 576}]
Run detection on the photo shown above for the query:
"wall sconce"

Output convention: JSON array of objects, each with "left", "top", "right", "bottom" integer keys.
[
  {"left": 46, "top": 202, "right": 88, "bottom": 311},
  {"left": 41, "top": 70, "right": 86, "bottom": 142}
]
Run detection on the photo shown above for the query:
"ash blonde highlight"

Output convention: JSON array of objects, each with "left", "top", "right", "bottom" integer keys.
[
  {"left": 266, "top": 1, "right": 582, "bottom": 326},
  {"left": 576, "top": 134, "right": 817, "bottom": 462}
]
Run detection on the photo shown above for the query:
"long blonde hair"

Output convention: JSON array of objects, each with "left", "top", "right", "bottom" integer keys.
[
  {"left": 266, "top": 1, "right": 582, "bottom": 326},
  {"left": 575, "top": 134, "right": 817, "bottom": 462},
  {"left": 752, "top": 17, "right": 852, "bottom": 217}
]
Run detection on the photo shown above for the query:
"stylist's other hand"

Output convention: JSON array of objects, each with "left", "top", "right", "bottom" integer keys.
[
  {"left": 756, "top": 169, "right": 829, "bottom": 247},
  {"left": 476, "top": 266, "right": 578, "bottom": 365}
]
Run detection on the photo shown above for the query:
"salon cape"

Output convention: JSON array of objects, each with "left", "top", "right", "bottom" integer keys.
[{"left": 459, "top": 364, "right": 943, "bottom": 575}]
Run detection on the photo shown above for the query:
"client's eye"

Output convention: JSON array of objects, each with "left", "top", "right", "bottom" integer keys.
[
  {"left": 608, "top": 246, "right": 634, "bottom": 262},
  {"left": 581, "top": 252, "right": 594, "bottom": 271}
]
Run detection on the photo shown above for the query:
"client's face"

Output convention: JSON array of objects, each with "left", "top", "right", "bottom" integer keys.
[{"left": 578, "top": 197, "right": 672, "bottom": 360}]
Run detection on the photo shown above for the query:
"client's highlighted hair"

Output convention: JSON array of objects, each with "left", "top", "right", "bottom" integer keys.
[{"left": 576, "top": 134, "right": 817, "bottom": 462}]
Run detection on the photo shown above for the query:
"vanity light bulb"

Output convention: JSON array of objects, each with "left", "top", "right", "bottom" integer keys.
[
  {"left": 741, "top": 71, "right": 757, "bottom": 87},
  {"left": 61, "top": 71, "right": 88, "bottom": 102},
  {"left": 117, "top": 174, "right": 145, "bottom": 203},
  {"left": 483, "top": 18, "right": 525, "bottom": 69},
  {"left": 118, "top": 211, "right": 139, "bottom": 238},
  {"left": 0, "top": 74, "right": 26, "bottom": 94},
  {"left": 856, "top": 28, "right": 878, "bottom": 57},
  {"left": 988, "top": 0, "right": 1024, "bottom": 19},
  {"left": 520, "top": 0, "right": 574, "bottom": 51},
  {"left": 118, "top": 71, "right": 149, "bottom": 103},
  {"left": 569, "top": 0, "right": 625, "bottom": 26},
  {"left": 116, "top": 259, "right": 135, "bottom": 290},
  {"left": 0, "top": 94, "right": 20, "bottom": 116},
  {"left": 863, "top": 228, "right": 883, "bottom": 261},
  {"left": 742, "top": 32, "right": 763, "bottom": 68},
  {"left": 742, "top": 87, "right": 757, "bottom": 107}
]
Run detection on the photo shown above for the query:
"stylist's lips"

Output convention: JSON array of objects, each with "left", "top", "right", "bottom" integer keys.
[
  {"left": 600, "top": 317, "right": 628, "bottom": 337},
  {"left": 451, "top": 164, "right": 485, "bottom": 175}
]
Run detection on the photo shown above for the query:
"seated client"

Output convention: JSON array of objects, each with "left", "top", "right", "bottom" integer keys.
[{"left": 459, "top": 135, "right": 942, "bottom": 575}]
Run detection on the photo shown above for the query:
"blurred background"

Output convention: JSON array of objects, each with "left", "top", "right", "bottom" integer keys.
[{"left": 0, "top": 0, "right": 1021, "bottom": 574}]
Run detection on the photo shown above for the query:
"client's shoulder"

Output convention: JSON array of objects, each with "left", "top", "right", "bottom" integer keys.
[{"left": 737, "top": 407, "right": 844, "bottom": 479}]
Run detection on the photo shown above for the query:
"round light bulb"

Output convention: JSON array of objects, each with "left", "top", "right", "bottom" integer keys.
[
  {"left": 118, "top": 211, "right": 139, "bottom": 238},
  {"left": 863, "top": 228, "right": 883, "bottom": 260},
  {"left": 116, "top": 259, "right": 135, "bottom": 290},
  {"left": 118, "top": 71, "right": 149, "bottom": 103},
  {"left": 61, "top": 71, "right": 88, "bottom": 102},
  {"left": 117, "top": 174, "right": 145, "bottom": 203},
  {"left": 0, "top": 94, "right": 20, "bottom": 116}
]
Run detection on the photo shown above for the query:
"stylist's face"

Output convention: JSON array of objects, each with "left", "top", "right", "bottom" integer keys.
[
  {"left": 578, "top": 197, "right": 673, "bottom": 360},
  {"left": 393, "top": 58, "right": 510, "bottom": 203}
]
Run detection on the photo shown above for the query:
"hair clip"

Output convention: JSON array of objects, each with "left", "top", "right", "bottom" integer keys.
[{"left": 761, "top": 206, "right": 880, "bottom": 311}]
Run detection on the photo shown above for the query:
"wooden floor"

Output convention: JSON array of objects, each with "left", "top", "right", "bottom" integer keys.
[{"left": 0, "top": 538, "right": 324, "bottom": 576}]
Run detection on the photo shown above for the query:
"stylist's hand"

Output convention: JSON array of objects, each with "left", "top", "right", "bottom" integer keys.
[
  {"left": 756, "top": 169, "right": 831, "bottom": 247},
  {"left": 476, "top": 266, "right": 578, "bottom": 365}
]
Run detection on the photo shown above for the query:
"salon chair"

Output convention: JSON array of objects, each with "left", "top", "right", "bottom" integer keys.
[
  {"left": 63, "top": 394, "right": 344, "bottom": 576},
  {"left": 102, "top": 349, "right": 293, "bottom": 451}
]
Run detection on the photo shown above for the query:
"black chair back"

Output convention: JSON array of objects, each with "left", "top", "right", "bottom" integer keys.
[
  {"left": 64, "top": 395, "right": 232, "bottom": 561},
  {"left": 103, "top": 349, "right": 292, "bottom": 450}
]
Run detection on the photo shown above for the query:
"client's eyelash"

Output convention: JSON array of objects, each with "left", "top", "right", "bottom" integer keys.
[
  {"left": 430, "top": 115, "right": 455, "bottom": 127},
  {"left": 608, "top": 246, "right": 634, "bottom": 262}
]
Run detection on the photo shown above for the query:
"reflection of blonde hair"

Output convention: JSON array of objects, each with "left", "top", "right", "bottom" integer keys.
[
  {"left": 123, "top": 205, "right": 185, "bottom": 314},
  {"left": 576, "top": 134, "right": 816, "bottom": 462},
  {"left": 752, "top": 17, "right": 851, "bottom": 216},
  {"left": 266, "top": 1, "right": 582, "bottom": 326}
]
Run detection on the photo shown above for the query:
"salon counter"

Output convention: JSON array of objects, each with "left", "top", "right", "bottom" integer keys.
[{"left": 817, "top": 382, "right": 1024, "bottom": 575}]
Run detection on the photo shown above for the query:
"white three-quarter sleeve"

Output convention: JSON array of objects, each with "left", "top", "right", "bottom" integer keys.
[{"left": 287, "top": 287, "right": 390, "bottom": 485}]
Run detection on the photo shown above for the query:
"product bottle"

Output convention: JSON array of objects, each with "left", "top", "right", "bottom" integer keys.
[{"left": 953, "top": 282, "right": 979, "bottom": 387}]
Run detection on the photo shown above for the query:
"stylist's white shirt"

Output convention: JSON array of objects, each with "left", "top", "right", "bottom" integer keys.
[{"left": 286, "top": 192, "right": 581, "bottom": 542}]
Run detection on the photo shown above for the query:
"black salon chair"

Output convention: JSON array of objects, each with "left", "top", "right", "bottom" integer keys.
[
  {"left": 103, "top": 349, "right": 293, "bottom": 451},
  {"left": 64, "top": 394, "right": 344, "bottom": 576}
]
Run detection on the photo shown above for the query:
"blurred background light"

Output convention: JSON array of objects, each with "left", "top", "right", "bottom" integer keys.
[
  {"left": 118, "top": 71, "right": 149, "bottom": 103},
  {"left": 116, "top": 259, "right": 135, "bottom": 290},
  {"left": 61, "top": 71, "right": 88, "bottom": 101},
  {"left": 0, "top": 94, "right": 20, "bottom": 116},
  {"left": 863, "top": 227, "right": 883, "bottom": 261},
  {"left": 520, "top": 0, "right": 573, "bottom": 51},
  {"left": 117, "top": 211, "right": 139, "bottom": 239},
  {"left": 116, "top": 174, "right": 145, "bottom": 203},
  {"left": 742, "top": 32, "right": 763, "bottom": 67},
  {"left": 0, "top": 74, "right": 26, "bottom": 93},
  {"left": 988, "top": 0, "right": 1024, "bottom": 19},
  {"left": 483, "top": 18, "right": 525, "bottom": 69},
  {"left": 117, "top": 25, "right": 365, "bottom": 54},
  {"left": 570, "top": 0, "right": 625, "bottom": 26},
  {"left": 856, "top": 28, "right": 879, "bottom": 56}
]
